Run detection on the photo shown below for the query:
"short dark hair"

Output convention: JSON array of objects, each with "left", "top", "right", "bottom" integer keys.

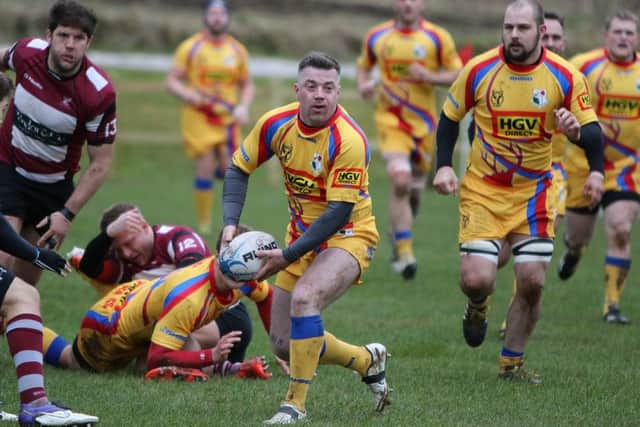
[
  {"left": 507, "top": 0, "right": 544, "bottom": 27},
  {"left": 298, "top": 51, "right": 341, "bottom": 76},
  {"left": 100, "top": 202, "right": 137, "bottom": 232},
  {"left": 0, "top": 73, "right": 13, "bottom": 100},
  {"left": 605, "top": 9, "right": 639, "bottom": 31},
  {"left": 48, "top": 0, "right": 98, "bottom": 38},
  {"left": 544, "top": 11, "right": 565, "bottom": 29}
]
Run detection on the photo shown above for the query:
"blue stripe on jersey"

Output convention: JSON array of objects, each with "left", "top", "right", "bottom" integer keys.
[
  {"left": 86, "top": 309, "right": 120, "bottom": 330},
  {"left": 605, "top": 256, "right": 631, "bottom": 269},
  {"left": 471, "top": 58, "right": 501, "bottom": 98},
  {"left": 340, "top": 111, "right": 370, "bottom": 165},
  {"left": 240, "top": 283, "right": 253, "bottom": 296},
  {"left": 328, "top": 127, "right": 337, "bottom": 163},
  {"left": 290, "top": 315, "right": 324, "bottom": 340},
  {"left": 617, "top": 166, "right": 635, "bottom": 191},
  {"left": 421, "top": 29, "right": 441, "bottom": 54},
  {"left": 162, "top": 272, "right": 209, "bottom": 311},
  {"left": 543, "top": 62, "right": 570, "bottom": 97},
  {"left": 264, "top": 115, "right": 295, "bottom": 157},
  {"left": 382, "top": 84, "right": 436, "bottom": 131},
  {"left": 582, "top": 57, "right": 607, "bottom": 77},
  {"left": 480, "top": 140, "right": 550, "bottom": 180},
  {"left": 368, "top": 27, "right": 393, "bottom": 60}
]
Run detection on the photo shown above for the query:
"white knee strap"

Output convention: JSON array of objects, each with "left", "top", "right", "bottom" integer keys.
[
  {"left": 459, "top": 240, "right": 502, "bottom": 264},
  {"left": 512, "top": 238, "right": 554, "bottom": 263}
]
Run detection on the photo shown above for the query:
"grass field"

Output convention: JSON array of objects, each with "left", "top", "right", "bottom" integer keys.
[{"left": 0, "top": 69, "right": 639, "bottom": 426}]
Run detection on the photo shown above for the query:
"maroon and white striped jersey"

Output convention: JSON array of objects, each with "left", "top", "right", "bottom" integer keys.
[{"left": 0, "top": 38, "right": 116, "bottom": 183}]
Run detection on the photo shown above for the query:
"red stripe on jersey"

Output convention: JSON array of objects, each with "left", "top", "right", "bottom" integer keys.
[
  {"left": 160, "top": 276, "right": 209, "bottom": 317},
  {"left": 465, "top": 53, "right": 501, "bottom": 111},
  {"left": 328, "top": 124, "right": 343, "bottom": 170},
  {"left": 543, "top": 55, "right": 575, "bottom": 110},
  {"left": 258, "top": 108, "right": 298, "bottom": 165},
  {"left": 340, "top": 111, "right": 369, "bottom": 165}
]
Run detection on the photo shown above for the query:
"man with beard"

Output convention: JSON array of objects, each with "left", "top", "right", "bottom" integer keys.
[
  {"left": 433, "top": 0, "right": 604, "bottom": 383},
  {"left": 496, "top": 11, "right": 571, "bottom": 338},
  {"left": 557, "top": 9, "right": 640, "bottom": 324},
  {"left": 0, "top": 0, "right": 117, "bottom": 286},
  {"left": 356, "top": 0, "right": 462, "bottom": 280},
  {"left": 167, "top": 0, "right": 254, "bottom": 236}
]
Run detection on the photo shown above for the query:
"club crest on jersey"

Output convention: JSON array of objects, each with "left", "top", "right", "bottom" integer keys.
[
  {"left": 491, "top": 88, "right": 504, "bottom": 107},
  {"left": 311, "top": 152, "right": 323, "bottom": 174},
  {"left": 224, "top": 55, "right": 235, "bottom": 66},
  {"left": 279, "top": 143, "right": 293, "bottom": 163},
  {"left": 531, "top": 89, "right": 548, "bottom": 108},
  {"left": 332, "top": 168, "right": 363, "bottom": 188},
  {"left": 413, "top": 44, "right": 426, "bottom": 59}
]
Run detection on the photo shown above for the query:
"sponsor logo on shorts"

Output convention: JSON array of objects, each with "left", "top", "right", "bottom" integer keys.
[
  {"left": 492, "top": 112, "right": 546, "bottom": 140},
  {"left": 332, "top": 168, "right": 363, "bottom": 188},
  {"left": 599, "top": 96, "right": 640, "bottom": 119},
  {"left": 286, "top": 172, "right": 316, "bottom": 194}
]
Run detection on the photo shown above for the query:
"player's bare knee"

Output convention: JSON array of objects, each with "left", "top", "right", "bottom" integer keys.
[{"left": 608, "top": 221, "right": 632, "bottom": 247}]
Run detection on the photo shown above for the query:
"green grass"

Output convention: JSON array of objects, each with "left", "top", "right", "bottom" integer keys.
[{"left": 1, "top": 69, "right": 639, "bottom": 426}]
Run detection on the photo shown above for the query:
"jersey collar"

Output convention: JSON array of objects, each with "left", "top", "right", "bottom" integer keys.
[
  {"left": 604, "top": 48, "right": 638, "bottom": 67},
  {"left": 500, "top": 45, "right": 545, "bottom": 73},
  {"left": 297, "top": 105, "right": 341, "bottom": 136}
]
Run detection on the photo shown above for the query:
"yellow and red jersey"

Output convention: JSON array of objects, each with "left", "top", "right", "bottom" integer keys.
[
  {"left": 232, "top": 102, "right": 373, "bottom": 242},
  {"left": 357, "top": 19, "right": 462, "bottom": 138},
  {"left": 443, "top": 46, "right": 597, "bottom": 188}
]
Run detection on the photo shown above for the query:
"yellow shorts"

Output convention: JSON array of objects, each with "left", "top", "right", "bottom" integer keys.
[
  {"left": 74, "top": 281, "right": 150, "bottom": 373},
  {"left": 275, "top": 216, "right": 379, "bottom": 293},
  {"left": 550, "top": 162, "right": 567, "bottom": 217},
  {"left": 375, "top": 123, "right": 434, "bottom": 173},
  {"left": 459, "top": 173, "right": 556, "bottom": 243},
  {"left": 181, "top": 108, "right": 240, "bottom": 158}
]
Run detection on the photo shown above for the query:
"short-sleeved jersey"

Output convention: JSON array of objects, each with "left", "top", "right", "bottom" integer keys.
[
  {"left": 172, "top": 32, "right": 249, "bottom": 126},
  {"left": 565, "top": 49, "right": 640, "bottom": 178},
  {"left": 443, "top": 46, "right": 598, "bottom": 187},
  {"left": 232, "top": 102, "right": 372, "bottom": 234},
  {"left": 550, "top": 129, "right": 567, "bottom": 165},
  {"left": 0, "top": 38, "right": 117, "bottom": 183},
  {"left": 100, "top": 225, "right": 210, "bottom": 284},
  {"left": 80, "top": 257, "right": 270, "bottom": 358},
  {"left": 357, "top": 19, "right": 462, "bottom": 138}
]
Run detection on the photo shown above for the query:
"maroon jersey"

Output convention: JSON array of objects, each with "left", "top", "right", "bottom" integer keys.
[
  {"left": 0, "top": 38, "right": 116, "bottom": 183},
  {"left": 100, "top": 225, "right": 210, "bottom": 283}
]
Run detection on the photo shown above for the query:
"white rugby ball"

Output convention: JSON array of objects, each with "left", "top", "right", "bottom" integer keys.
[{"left": 218, "top": 230, "right": 278, "bottom": 281}]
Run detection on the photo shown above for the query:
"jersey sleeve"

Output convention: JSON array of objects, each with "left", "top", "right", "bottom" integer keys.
[
  {"left": 231, "top": 111, "right": 277, "bottom": 173},
  {"left": 326, "top": 133, "right": 368, "bottom": 203},
  {"left": 568, "top": 70, "right": 598, "bottom": 126},
  {"left": 441, "top": 62, "right": 474, "bottom": 122},
  {"left": 170, "top": 229, "right": 210, "bottom": 268},
  {"left": 235, "top": 42, "right": 250, "bottom": 83},
  {"left": 86, "top": 88, "right": 117, "bottom": 146},
  {"left": 439, "top": 29, "right": 463, "bottom": 71},
  {"left": 171, "top": 38, "right": 194, "bottom": 72},
  {"left": 356, "top": 28, "right": 377, "bottom": 71},
  {"left": 151, "top": 301, "right": 197, "bottom": 350}
]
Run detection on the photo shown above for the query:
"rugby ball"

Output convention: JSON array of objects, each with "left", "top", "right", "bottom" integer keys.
[{"left": 218, "top": 231, "right": 278, "bottom": 281}]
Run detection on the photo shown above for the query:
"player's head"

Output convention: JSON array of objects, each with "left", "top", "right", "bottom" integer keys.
[
  {"left": 215, "top": 224, "right": 253, "bottom": 254},
  {"left": 204, "top": 0, "right": 229, "bottom": 37},
  {"left": 541, "top": 12, "right": 566, "bottom": 55},
  {"left": 100, "top": 202, "right": 154, "bottom": 267},
  {"left": 502, "top": 0, "right": 545, "bottom": 65},
  {"left": 295, "top": 51, "right": 341, "bottom": 128},
  {"left": 393, "top": 0, "right": 424, "bottom": 27},
  {"left": 604, "top": 9, "right": 639, "bottom": 62},
  {"left": 46, "top": 0, "right": 97, "bottom": 77},
  {"left": 0, "top": 73, "right": 13, "bottom": 125}
]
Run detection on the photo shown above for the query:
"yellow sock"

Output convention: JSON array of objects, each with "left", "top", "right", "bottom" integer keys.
[
  {"left": 194, "top": 178, "right": 214, "bottom": 232},
  {"left": 603, "top": 257, "right": 630, "bottom": 314},
  {"left": 42, "top": 326, "right": 68, "bottom": 367},
  {"left": 318, "top": 331, "right": 371, "bottom": 376},
  {"left": 394, "top": 230, "right": 414, "bottom": 259},
  {"left": 286, "top": 315, "right": 324, "bottom": 411}
]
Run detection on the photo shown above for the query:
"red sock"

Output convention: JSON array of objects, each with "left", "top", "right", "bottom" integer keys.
[{"left": 6, "top": 313, "right": 48, "bottom": 404}]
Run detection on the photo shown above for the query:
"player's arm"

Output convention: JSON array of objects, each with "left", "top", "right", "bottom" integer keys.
[
  {"left": 233, "top": 77, "right": 254, "bottom": 125},
  {"left": 166, "top": 66, "right": 206, "bottom": 107},
  {"left": 221, "top": 163, "right": 250, "bottom": 243},
  {"left": 76, "top": 231, "right": 122, "bottom": 283},
  {"left": 408, "top": 65, "right": 460, "bottom": 86},
  {"left": 356, "top": 65, "right": 376, "bottom": 100},
  {"left": 433, "top": 112, "right": 461, "bottom": 195},
  {"left": 146, "top": 331, "right": 242, "bottom": 370},
  {"left": 0, "top": 214, "right": 69, "bottom": 276},
  {"left": 244, "top": 280, "right": 273, "bottom": 333}
]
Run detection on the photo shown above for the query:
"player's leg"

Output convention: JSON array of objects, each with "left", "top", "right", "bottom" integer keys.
[
  {"left": 499, "top": 234, "right": 553, "bottom": 384},
  {"left": 0, "top": 268, "right": 97, "bottom": 425},
  {"left": 194, "top": 150, "right": 216, "bottom": 235},
  {"left": 557, "top": 209, "right": 597, "bottom": 280},
  {"left": 601, "top": 197, "right": 640, "bottom": 324},
  {"left": 11, "top": 226, "right": 44, "bottom": 286}
]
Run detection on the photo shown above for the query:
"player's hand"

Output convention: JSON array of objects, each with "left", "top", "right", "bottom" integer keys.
[
  {"left": 36, "top": 211, "right": 70, "bottom": 249},
  {"left": 33, "top": 248, "right": 71, "bottom": 277},
  {"left": 554, "top": 108, "right": 580, "bottom": 142},
  {"left": 254, "top": 248, "right": 289, "bottom": 281},
  {"left": 408, "top": 63, "right": 434, "bottom": 83},
  {"left": 232, "top": 104, "right": 250, "bottom": 125},
  {"left": 583, "top": 170, "right": 604, "bottom": 210},
  {"left": 106, "top": 209, "right": 145, "bottom": 239},
  {"left": 211, "top": 330, "right": 242, "bottom": 363},
  {"left": 220, "top": 225, "right": 237, "bottom": 252},
  {"left": 275, "top": 355, "right": 290, "bottom": 376},
  {"left": 433, "top": 166, "right": 458, "bottom": 195},
  {"left": 358, "top": 78, "right": 377, "bottom": 100}
]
